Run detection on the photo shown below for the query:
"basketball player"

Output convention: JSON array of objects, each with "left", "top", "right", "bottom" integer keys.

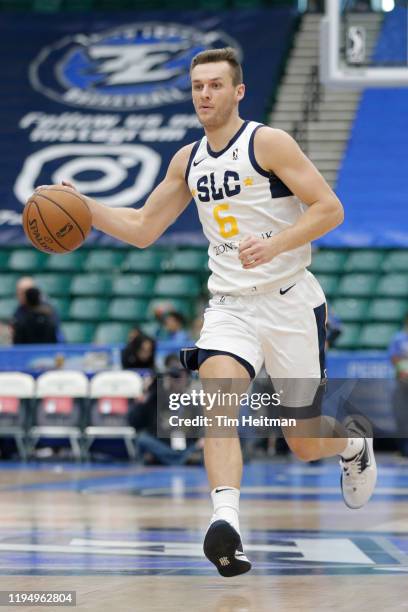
[{"left": 44, "top": 47, "right": 377, "bottom": 577}]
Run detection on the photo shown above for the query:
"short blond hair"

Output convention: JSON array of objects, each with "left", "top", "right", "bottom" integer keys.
[{"left": 190, "top": 47, "right": 243, "bottom": 86}]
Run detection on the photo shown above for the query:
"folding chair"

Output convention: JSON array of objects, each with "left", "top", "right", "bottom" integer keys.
[
  {"left": 85, "top": 371, "right": 144, "bottom": 460},
  {"left": 29, "top": 371, "right": 88, "bottom": 461},
  {"left": 0, "top": 372, "right": 35, "bottom": 461}
]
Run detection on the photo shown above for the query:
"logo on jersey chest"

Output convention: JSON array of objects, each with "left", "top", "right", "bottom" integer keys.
[{"left": 196, "top": 171, "right": 241, "bottom": 203}]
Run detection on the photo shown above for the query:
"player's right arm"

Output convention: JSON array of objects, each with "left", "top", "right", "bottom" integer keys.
[{"left": 77, "top": 144, "right": 193, "bottom": 248}]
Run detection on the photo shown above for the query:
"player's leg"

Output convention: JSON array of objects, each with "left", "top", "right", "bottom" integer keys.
[
  {"left": 282, "top": 414, "right": 352, "bottom": 460},
  {"left": 199, "top": 353, "right": 252, "bottom": 577},
  {"left": 262, "top": 272, "right": 377, "bottom": 508},
  {"left": 199, "top": 354, "right": 249, "bottom": 493},
  {"left": 182, "top": 294, "right": 263, "bottom": 576}
]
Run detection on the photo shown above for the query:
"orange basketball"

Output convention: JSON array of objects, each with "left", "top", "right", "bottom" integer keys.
[{"left": 23, "top": 186, "right": 92, "bottom": 254}]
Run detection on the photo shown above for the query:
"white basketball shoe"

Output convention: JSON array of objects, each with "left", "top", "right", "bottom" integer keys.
[{"left": 340, "top": 416, "right": 377, "bottom": 509}]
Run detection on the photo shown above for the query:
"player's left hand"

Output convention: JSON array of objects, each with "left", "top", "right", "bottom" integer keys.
[
  {"left": 238, "top": 235, "right": 281, "bottom": 269},
  {"left": 35, "top": 180, "right": 78, "bottom": 193}
]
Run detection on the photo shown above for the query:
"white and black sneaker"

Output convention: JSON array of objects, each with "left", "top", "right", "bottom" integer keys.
[
  {"left": 203, "top": 520, "right": 251, "bottom": 577},
  {"left": 340, "top": 417, "right": 377, "bottom": 509}
]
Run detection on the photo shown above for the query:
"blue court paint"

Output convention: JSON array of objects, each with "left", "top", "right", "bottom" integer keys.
[
  {"left": 3, "top": 460, "right": 408, "bottom": 502},
  {"left": 0, "top": 528, "right": 405, "bottom": 576},
  {"left": 0, "top": 459, "right": 408, "bottom": 575}
]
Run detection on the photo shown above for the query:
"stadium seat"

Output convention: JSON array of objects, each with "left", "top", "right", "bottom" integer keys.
[
  {"left": 140, "top": 321, "right": 160, "bottom": 337},
  {"left": 32, "top": 0, "right": 62, "bottom": 12},
  {"left": 382, "top": 251, "right": 408, "bottom": 273},
  {"left": 69, "top": 298, "right": 108, "bottom": 321},
  {"left": 84, "top": 371, "right": 144, "bottom": 460},
  {"left": 344, "top": 250, "right": 385, "bottom": 273},
  {"left": 70, "top": 274, "right": 112, "bottom": 296},
  {"left": 314, "top": 274, "right": 338, "bottom": 298},
  {"left": 107, "top": 298, "right": 149, "bottom": 322},
  {"left": 337, "top": 274, "right": 378, "bottom": 298},
  {"left": 0, "top": 250, "right": 10, "bottom": 271},
  {"left": 44, "top": 251, "right": 86, "bottom": 272},
  {"left": 94, "top": 0, "right": 124, "bottom": 6},
  {"left": 35, "top": 274, "right": 71, "bottom": 296},
  {"left": 122, "top": 250, "right": 164, "bottom": 273},
  {"left": 359, "top": 323, "right": 399, "bottom": 350},
  {"left": 147, "top": 298, "right": 194, "bottom": 320},
  {"left": 49, "top": 297, "right": 70, "bottom": 320},
  {"left": 0, "top": 372, "right": 35, "bottom": 460},
  {"left": 112, "top": 274, "right": 155, "bottom": 297},
  {"left": 8, "top": 249, "right": 45, "bottom": 272},
  {"left": 234, "top": 0, "right": 260, "bottom": 6},
  {"left": 367, "top": 299, "right": 408, "bottom": 322},
  {"left": 0, "top": 298, "right": 16, "bottom": 321},
  {"left": 199, "top": 0, "right": 226, "bottom": 7},
  {"left": 310, "top": 250, "right": 347, "bottom": 274},
  {"left": 61, "top": 322, "right": 95, "bottom": 344},
  {"left": 63, "top": 0, "right": 93, "bottom": 9},
  {"left": 331, "top": 298, "right": 368, "bottom": 322},
  {"left": 29, "top": 370, "right": 88, "bottom": 460},
  {"left": 0, "top": 0, "right": 32, "bottom": 8},
  {"left": 163, "top": 249, "right": 208, "bottom": 273},
  {"left": 333, "top": 324, "right": 361, "bottom": 350},
  {"left": 93, "top": 322, "right": 131, "bottom": 344},
  {"left": 83, "top": 249, "right": 125, "bottom": 272},
  {"left": 376, "top": 274, "right": 408, "bottom": 298},
  {"left": 0, "top": 275, "right": 18, "bottom": 297},
  {"left": 154, "top": 274, "right": 201, "bottom": 297}
]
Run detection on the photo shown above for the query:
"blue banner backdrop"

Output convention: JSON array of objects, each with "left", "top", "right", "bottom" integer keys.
[{"left": 0, "top": 9, "right": 296, "bottom": 246}]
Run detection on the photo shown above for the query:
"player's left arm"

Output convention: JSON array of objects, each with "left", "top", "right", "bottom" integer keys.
[{"left": 239, "top": 127, "right": 344, "bottom": 268}]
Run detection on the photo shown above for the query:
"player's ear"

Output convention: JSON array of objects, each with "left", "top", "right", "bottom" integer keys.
[{"left": 236, "top": 83, "right": 245, "bottom": 102}]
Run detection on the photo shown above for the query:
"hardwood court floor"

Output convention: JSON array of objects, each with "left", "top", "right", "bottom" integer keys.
[{"left": 0, "top": 457, "right": 407, "bottom": 611}]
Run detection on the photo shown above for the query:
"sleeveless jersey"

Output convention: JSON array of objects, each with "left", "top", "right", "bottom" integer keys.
[{"left": 185, "top": 120, "right": 311, "bottom": 295}]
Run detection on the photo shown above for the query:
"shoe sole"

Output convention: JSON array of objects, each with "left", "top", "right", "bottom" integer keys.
[
  {"left": 341, "top": 437, "right": 377, "bottom": 510},
  {"left": 203, "top": 520, "right": 252, "bottom": 577}
]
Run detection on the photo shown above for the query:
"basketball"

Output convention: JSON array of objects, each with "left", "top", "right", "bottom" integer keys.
[{"left": 23, "top": 186, "right": 92, "bottom": 254}]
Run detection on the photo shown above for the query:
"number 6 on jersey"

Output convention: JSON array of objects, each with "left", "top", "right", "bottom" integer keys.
[{"left": 213, "top": 203, "right": 239, "bottom": 239}]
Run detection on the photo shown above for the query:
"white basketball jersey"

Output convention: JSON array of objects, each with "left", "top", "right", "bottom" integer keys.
[{"left": 185, "top": 120, "right": 311, "bottom": 295}]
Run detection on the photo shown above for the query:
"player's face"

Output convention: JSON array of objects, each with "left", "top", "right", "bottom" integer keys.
[{"left": 191, "top": 62, "right": 244, "bottom": 129}]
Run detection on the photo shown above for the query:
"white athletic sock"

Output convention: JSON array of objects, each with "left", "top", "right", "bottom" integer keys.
[
  {"left": 210, "top": 486, "right": 240, "bottom": 534},
  {"left": 341, "top": 437, "right": 364, "bottom": 460}
]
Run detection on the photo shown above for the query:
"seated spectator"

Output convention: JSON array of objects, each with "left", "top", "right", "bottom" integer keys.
[
  {"left": 12, "top": 287, "right": 58, "bottom": 344},
  {"left": 162, "top": 352, "right": 180, "bottom": 371},
  {"left": 121, "top": 330, "right": 156, "bottom": 370},
  {"left": 14, "top": 276, "right": 64, "bottom": 342},
  {"left": 129, "top": 356, "right": 202, "bottom": 466},
  {"left": 157, "top": 311, "right": 192, "bottom": 344}
]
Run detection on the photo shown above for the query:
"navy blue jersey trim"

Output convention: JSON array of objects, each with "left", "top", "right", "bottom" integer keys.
[
  {"left": 313, "top": 302, "right": 327, "bottom": 379},
  {"left": 184, "top": 141, "right": 201, "bottom": 183},
  {"left": 277, "top": 388, "right": 324, "bottom": 419},
  {"left": 269, "top": 173, "right": 293, "bottom": 198},
  {"left": 248, "top": 124, "right": 270, "bottom": 177},
  {"left": 249, "top": 125, "right": 294, "bottom": 198},
  {"left": 197, "top": 349, "right": 255, "bottom": 379},
  {"left": 206, "top": 120, "right": 249, "bottom": 158}
]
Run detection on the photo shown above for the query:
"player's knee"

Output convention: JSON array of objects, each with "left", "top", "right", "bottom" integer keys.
[{"left": 287, "top": 438, "right": 321, "bottom": 462}]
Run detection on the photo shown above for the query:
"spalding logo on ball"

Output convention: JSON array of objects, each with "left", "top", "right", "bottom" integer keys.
[{"left": 23, "top": 186, "right": 92, "bottom": 254}]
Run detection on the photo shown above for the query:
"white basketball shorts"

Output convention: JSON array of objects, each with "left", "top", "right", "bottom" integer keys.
[{"left": 196, "top": 270, "right": 327, "bottom": 407}]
